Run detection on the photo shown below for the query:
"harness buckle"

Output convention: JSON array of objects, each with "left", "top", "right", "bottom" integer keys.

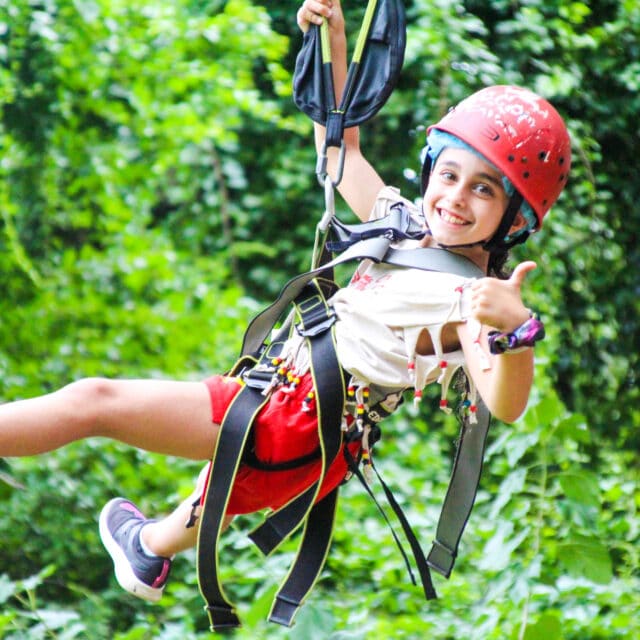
[
  {"left": 296, "top": 305, "right": 337, "bottom": 338},
  {"left": 204, "top": 604, "right": 240, "bottom": 631},
  {"left": 427, "top": 538, "right": 457, "bottom": 578},
  {"left": 243, "top": 364, "right": 276, "bottom": 391}
]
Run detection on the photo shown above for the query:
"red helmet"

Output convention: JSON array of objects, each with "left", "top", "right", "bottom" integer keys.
[{"left": 427, "top": 85, "right": 571, "bottom": 227}]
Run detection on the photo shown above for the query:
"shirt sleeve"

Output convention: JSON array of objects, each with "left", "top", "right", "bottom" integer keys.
[{"left": 368, "top": 186, "right": 421, "bottom": 222}]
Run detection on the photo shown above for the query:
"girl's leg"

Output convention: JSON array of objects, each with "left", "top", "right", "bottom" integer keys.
[
  {"left": 0, "top": 377, "right": 219, "bottom": 459},
  {"left": 100, "top": 464, "right": 234, "bottom": 602},
  {"left": 140, "top": 464, "right": 236, "bottom": 557}
]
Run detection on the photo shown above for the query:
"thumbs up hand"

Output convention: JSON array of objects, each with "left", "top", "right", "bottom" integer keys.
[{"left": 469, "top": 261, "right": 537, "bottom": 332}]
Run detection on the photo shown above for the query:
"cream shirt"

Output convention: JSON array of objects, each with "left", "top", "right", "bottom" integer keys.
[{"left": 276, "top": 186, "right": 482, "bottom": 424}]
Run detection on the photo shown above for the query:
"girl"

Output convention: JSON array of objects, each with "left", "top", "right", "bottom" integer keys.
[{"left": 1, "top": 0, "right": 571, "bottom": 613}]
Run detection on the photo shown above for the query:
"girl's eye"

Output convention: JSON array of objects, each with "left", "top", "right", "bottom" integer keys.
[
  {"left": 474, "top": 183, "right": 494, "bottom": 197},
  {"left": 439, "top": 170, "right": 456, "bottom": 182}
]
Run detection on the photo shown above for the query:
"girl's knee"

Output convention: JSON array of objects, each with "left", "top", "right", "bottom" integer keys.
[{"left": 58, "top": 377, "right": 121, "bottom": 433}]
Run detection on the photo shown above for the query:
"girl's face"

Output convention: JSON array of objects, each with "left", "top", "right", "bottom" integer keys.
[{"left": 422, "top": 147, "right": 516, "bottom": 249}]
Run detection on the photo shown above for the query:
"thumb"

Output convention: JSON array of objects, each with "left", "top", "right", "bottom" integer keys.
[{"left": 508, "top": 261, "right": 537, "bottom": 288}]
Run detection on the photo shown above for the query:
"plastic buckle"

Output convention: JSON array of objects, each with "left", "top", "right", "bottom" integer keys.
[
  {"left": 269, "top": 594, "right": 301, "bottom": 628},
  {"left": 296, "top": 305, "right": 336, "bottom": 338},
  {"left": 427, "top": 539, "right": 456, "bottom": 578},
  {"left": 243, "top": 364, "right": 276, "bottom": 391}
]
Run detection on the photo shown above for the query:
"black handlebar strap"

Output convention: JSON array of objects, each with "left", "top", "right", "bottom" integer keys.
[{"left": 293, "top": 0, "right": 406, "bottom": 147}]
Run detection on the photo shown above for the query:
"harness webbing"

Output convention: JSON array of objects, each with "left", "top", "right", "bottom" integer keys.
[
  {"left": 196, "top": 377, "right": 267, "bottom": 630},
  {"left": 240, "top": 206, "right": 480, "bottom": 358},
  {"left": 197, "top": 280, "right": 345, "bottom": 632},
  {"left": 343, "top": 446, "right": 437, "bottom": 599},
  {"left": 196, "top": 209, "right": 492, "bottom": 630},
  {"left": 427, "top": 399, "right": 492, "bottom": 577}
]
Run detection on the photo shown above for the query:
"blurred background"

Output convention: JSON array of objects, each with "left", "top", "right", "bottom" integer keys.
[{"left": 0, "top": 1, "right": 638, "bottom": 638}]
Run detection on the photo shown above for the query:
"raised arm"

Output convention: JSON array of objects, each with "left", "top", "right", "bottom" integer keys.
[{"left": 297, "top": 0, "right": 385, "bottom": 221}]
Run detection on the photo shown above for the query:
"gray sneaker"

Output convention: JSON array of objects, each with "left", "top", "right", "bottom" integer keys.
[{"left": 99, "top": 498, "right": 172, "bottom": 603}]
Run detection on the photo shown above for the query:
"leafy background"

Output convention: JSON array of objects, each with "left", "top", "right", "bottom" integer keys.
[{"left": 1, "top": 0, "right": 638, "bottom": 638}]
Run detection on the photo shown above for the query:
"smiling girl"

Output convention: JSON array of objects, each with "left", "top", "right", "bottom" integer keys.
[
  {"left": 0, "top": 0, "right": 571, "bottom": 618},
  {"left": 98, "top": 0, "right": 570, "bottom": 606}
]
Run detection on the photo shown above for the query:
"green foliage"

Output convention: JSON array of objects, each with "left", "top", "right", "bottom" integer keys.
[{"left": 0, "top": 0, "right": 638, "bottom": 638}]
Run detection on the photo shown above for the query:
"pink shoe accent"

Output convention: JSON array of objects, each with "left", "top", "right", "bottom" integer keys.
[
  {"left": 121, "top": 502, "right": 145, "bottom": 519},
  {"left": 152, "top": 560, "right": 171, "bottom": 588}
]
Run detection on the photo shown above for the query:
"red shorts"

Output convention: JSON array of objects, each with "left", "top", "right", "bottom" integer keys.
[{"left": 203, "top": 372, "right": 357, "bottom": 515}]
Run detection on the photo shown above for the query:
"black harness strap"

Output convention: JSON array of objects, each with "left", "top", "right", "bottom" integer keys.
[
  {"left": 249, "top": 289, "right": 345, "bottom": 555},
  {"left": 196, "top": 380, "right": 269, "bottom": 631},
  {"left": 268, "top": 487, "right": 340, "bottom": 626},
  {"left": 197, "top": 280, "right": 345, "bottom": 631},
  {"left": 343, "top": 447, "right": 437, "bottom": 600},
  {"left": 249, "top": 282, "right": 346, "bottom": 628}
]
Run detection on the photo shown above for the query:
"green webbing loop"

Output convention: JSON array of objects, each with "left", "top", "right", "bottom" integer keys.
[
  {"left": 353, "top": 0, "right": 378, "bottom": 62},
  {"left": 320, "top": 18, "right": 332, "bottom": 63}
]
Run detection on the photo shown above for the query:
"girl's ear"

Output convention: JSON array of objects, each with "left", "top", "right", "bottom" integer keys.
[{"left": 509, "top": 211, "right": 529, "bottom": 235}]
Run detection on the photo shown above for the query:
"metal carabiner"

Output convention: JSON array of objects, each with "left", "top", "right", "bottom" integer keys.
[
  {"left": 316, "top": 140, "right": 346, "bottom": 189},
  {"left": 311, "top": 174, "right": 337, "bottom": 269}
]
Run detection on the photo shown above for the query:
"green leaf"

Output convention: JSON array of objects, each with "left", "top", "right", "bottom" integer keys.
[
  {"left": 558, "top": 535, "right": 613, "bottom": 585},
  {"left": 523, "top": 612, "right": 564, "bottom": 640},
  {"left": 0, "top": 575, "right": 16, "bottom": 605},
  {"left": 290, "top": 600, "right": 336, "bottom": 639},
  {"left": 558, "top": 469, "right": 601, "bottom": 508},
  {"left": 505, "top": 432, "right": 540, "bottom": 467},
  {"left": 553, "top": 413, "right": 591, "bottom": 444}
]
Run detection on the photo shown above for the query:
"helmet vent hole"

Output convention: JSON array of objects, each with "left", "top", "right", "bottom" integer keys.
[
  {"left": 559, "top": 157, "right": 566, "bottom": 165},
  {"left": 508, "top": 155, "right": 515, "bottom": 162},
  {"left": 538, "top": 151, "right": 550, "bottom": 162},
  {"left": 523, "top": 171, "right": 530, "bottom": 179}
]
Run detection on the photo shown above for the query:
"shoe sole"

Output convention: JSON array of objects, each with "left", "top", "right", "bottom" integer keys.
[{"left": 99, "top": 498, "right": 163, "bottom": 604}]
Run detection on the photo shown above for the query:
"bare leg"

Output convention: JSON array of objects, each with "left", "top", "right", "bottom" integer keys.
[
  {"left": 141, "top": 464, "right": 234, "bottom": 557},
  {"left": 0, "top": 377, "right": 219, "bottom": 460}
]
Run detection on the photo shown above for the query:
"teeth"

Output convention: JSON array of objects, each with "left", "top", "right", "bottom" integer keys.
[{"left": 439, "top": 209, "right": 467, "bottom": 225}]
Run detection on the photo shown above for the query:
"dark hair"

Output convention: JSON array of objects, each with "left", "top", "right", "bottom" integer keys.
[{"left": 487, "top": 247, "right": 511, "bottom": 279}]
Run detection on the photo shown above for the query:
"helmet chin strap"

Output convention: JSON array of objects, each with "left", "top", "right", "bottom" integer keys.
[{"left": 424, "top": 192, "right": 528, "bottom": 252}]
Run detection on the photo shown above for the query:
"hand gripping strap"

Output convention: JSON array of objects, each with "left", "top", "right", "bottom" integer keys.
[
  {"left": 293, "top": 0, "right": 406, "bottom": 129},
  {"left": 196, "top": 384, "right": 269, "bottom": 632},
  {"left": 427, "top": 399, "right": 492, "bottom": 578}
]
